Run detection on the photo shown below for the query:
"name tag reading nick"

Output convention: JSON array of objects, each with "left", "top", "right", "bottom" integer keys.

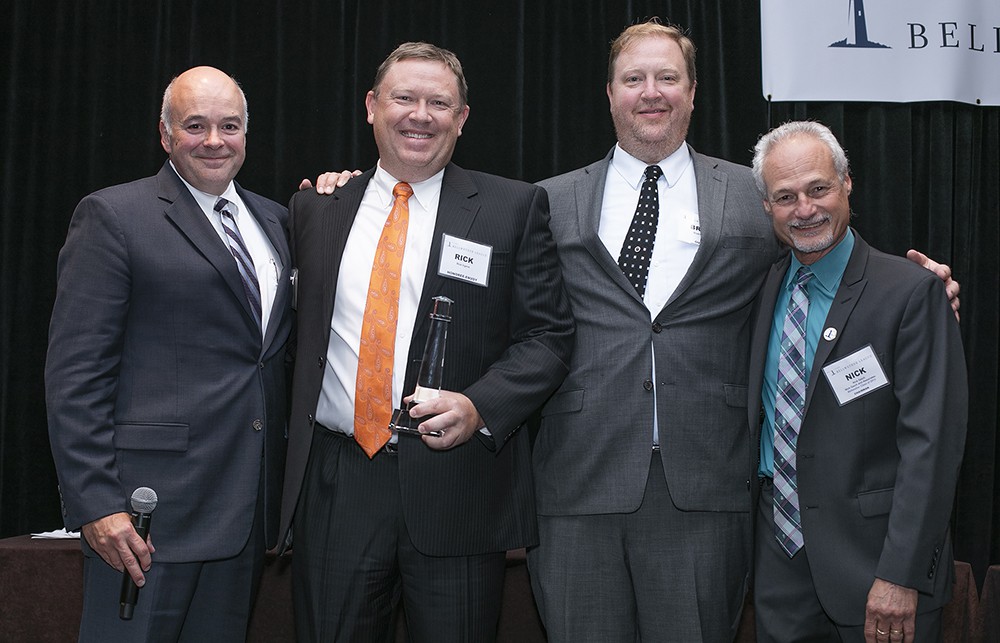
[
  {"left": 821, "top": 344, "right": 890, "bottom": 406},
  {"left": 438, "top": 234, "right": 492, "bottom": 287}
]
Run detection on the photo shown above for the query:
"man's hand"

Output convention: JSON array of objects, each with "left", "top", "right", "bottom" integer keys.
[
  {"left": 404, "top": 390, "right": 484, "bottom": 451},
  {"left": 81, "top": 512, "right": 155, "bottom": 586},
  {"left": 907, "top": 249, "right": 960, "bottom": 321},
  {"left": 864, "top": 578, "right": 917, "bottom": 643},
  {"left": 297, "top": 170, "right": 361, "bottom": 194}
]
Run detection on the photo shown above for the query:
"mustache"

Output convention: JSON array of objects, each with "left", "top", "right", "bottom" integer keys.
[{"left": 788, "top": 213, "right": 830, "bottom": 229}]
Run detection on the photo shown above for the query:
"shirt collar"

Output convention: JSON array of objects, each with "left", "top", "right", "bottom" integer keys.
[
  {"left": 169, "top": 161, "right": 238, "bottom": 216},
  {"left": 785, "top": 228, "right": 855, "bottom": 295},
  {"left": 373, "top": 161, "right": 444, "bottom": 212},
  {"left": 611, "top": 142, "right": 693, "bottom": 189}
]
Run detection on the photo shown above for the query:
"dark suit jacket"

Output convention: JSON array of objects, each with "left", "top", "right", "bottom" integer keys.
[
  {"left": 534, "top": 146, "right": 780, "bottom": 521},
  {"left": 46, "top": 162, "right": 293, "bottom": 560},
  {"left": 279, "top": 163, "right": 573, "bottom": 556},
  {"left": 747, "top": 231, "right": 968, "bottom": 623}
]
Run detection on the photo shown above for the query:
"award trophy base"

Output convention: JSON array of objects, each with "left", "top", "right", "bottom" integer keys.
[{"left": 388, "top": 404, "right": 443, "bottom": 438}]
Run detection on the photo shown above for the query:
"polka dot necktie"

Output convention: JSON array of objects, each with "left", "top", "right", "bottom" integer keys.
[
  {"left": 354, "top": 182, "right": 413, "bottom": 458},
  {"left": 618, "top": 165, "right": 663, "bottom": 299}
]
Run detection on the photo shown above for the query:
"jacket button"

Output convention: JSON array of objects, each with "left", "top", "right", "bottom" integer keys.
[
  {"left": 652, "top": 321, "right": 662, "bottom": 333},
  {"left": 318, "top": 356, "right": 325, "bottom": 367},
  {"left": 252, "top": 419, "right": 263, "bottom": 431},
  {"left": 643, "top": 380, "right": 654, "bottom": 391},
  {"left": 307, "top": 413, "right": 314, "bottom": 423}
]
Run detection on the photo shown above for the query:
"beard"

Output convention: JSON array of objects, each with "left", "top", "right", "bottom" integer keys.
[{"left": 610, "top": 104, "right": 691, "bottom": 164}]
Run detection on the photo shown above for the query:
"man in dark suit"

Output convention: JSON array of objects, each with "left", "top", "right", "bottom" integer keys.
[
  {"left": 527, "top": 20, "right": 961, "bottom": 643},
  {"left": 748, "top": 120, "right": 967, "bottom": 641},
  {"left": 279, "top": 42, "right": 573, "bottom": 642},
  {"left": 46, "top": 66, "right": 292, "bottom": 641}
]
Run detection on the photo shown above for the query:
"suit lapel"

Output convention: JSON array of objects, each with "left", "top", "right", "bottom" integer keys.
[
  {"left": 239, "top": 184, "right": 290, "bottom": 355},
  {"left": 803, "top": 232, "right": 869, "bottom": 416},
  {"left": 748, "top": 257, "right": 790, "bottom": 432},
  {"left": 319, "top": 170, "right": 373, "bottom": 342},
  {"left": 158, "top": 164, "right": 256, "bottom": 328},
  {"left": 576, "top": 149, "right": 649, "bottom": 303},
  {"left": 414, "top": 164, "right": 479, "bottom": 329},
  {"left": 663, "top": 148, "right": 725, "bottom": 310}
]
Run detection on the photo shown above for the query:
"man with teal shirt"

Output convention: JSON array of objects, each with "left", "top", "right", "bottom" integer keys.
[{"left": 748, "top": 121, "right": 967, "bottom": 642}]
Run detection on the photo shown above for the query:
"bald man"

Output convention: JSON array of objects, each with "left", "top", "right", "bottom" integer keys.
[{"left": 46, "top": 66, "right": 293, "bottom": 641}]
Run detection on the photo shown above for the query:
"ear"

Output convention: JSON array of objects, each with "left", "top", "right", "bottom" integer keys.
[
  {"left": 762, "top": 199, "right": 773, "bottom": 216},
  {"left": 365, "top": 91, "right": 377, "bottom": 125},
  {"left": 456, "top": 104, "right": 470, "bottom": 136},
  {"left": 844, "top": 174, "right": 853, "bottom": 195},
  {"left": 158, "top": 121, "right": 172, "bottom": 155}
]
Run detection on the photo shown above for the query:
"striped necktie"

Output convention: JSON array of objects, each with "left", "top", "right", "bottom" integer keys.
[
  {"left": 773, "top": 266, "right": 813, "bottom": 557},
  {"left": 214, "top": 197, "right": 262, "bottom": 332}
]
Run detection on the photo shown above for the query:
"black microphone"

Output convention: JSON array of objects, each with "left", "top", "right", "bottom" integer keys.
[{"left": 118, "top": 486, "right": 157, "bottom": 620}]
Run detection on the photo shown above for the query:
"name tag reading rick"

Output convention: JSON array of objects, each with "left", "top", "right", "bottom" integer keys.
[
  {"left": 438, "top": 234, "right": 492, "bottom": 287},
  {"left": 821, "top": 344, "right": 890, "bottom": 406}
]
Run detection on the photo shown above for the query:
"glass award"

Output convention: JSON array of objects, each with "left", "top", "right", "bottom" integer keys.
[{"left": 390, "top": 295, "right": 453, "bottom": 437}]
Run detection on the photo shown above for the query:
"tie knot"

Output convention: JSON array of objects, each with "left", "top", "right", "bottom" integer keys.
[
  {"left": 644, "top": 165, "right": 663, "bottom": 182},
  {"left": 793, "top": 266, "right": 813, "bottom": 287},
  {"left": 213, "top": 197, "right": 230, "bottom": 214},
  {"left": 393, "top": 182, "right": 413, "bottom": 200}
]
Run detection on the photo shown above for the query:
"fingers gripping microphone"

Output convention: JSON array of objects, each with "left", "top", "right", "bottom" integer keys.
[{"left": 119, "top": 487, "right": 157, "bottom": 620}]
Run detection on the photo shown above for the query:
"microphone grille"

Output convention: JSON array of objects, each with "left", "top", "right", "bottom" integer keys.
[{"left": 129, "top": 487, "right": 158, "bottom": 513}]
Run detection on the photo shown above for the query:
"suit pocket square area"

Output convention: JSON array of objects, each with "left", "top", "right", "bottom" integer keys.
[
  {"left": 113, "top": 422, "right": 190, "bottom": 452},
  {"left": 857, "top": 487, "right": 894, "bottom": 517}
]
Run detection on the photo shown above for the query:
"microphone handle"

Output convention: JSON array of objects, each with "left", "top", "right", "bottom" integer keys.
[{"left": 118, "top": 511, "right": 152, "bottom": 620}]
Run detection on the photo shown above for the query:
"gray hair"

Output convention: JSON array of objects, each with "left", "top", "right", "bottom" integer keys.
[
  {"left": 751, "top": 121, "right": 849, "bottom": 195},
  {"left": 160, "top": 72, "right": 249, "bottom": 134}
]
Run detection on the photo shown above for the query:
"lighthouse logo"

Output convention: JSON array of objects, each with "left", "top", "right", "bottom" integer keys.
[{"left": 830, "top": 0, "right": 890, "bottom": 48}]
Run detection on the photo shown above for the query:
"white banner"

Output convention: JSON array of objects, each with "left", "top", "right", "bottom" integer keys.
[{"left": 761, "top": 0, "right": 1000, "bottom": 105}]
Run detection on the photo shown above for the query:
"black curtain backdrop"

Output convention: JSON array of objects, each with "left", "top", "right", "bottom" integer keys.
[{"left": 2, "top": 1, "right": 997, "bottom": 587}]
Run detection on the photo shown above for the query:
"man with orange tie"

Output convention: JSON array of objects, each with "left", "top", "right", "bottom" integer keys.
[{"left": 278, "top": 42, "right": 574, "bottom": 642}]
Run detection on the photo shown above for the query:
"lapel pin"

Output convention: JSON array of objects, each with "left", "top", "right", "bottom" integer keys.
[{"left": 823, "top": 327, "right": 838, "bottom": 341}]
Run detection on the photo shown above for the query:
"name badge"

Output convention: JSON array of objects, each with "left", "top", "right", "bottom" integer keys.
[
  {"left": 821, "top": 344, "right": 890, "bottom": 406},
  {"left": 438, "top": 234, "right": 492, "bottom": 287},
  {"left": 677, "top": 210, "right": 701, "bottom": 245}
]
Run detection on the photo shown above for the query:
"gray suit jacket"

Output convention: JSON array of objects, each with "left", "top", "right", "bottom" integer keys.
[
  {"left": 533, "top": 146, "right": 779, "bottom": 520},
  {"left": 747, "top": 231, "right": 967, "bottom": 623},
  {"left": 46, "top": 162, "right": 293, "bottom": 560}
]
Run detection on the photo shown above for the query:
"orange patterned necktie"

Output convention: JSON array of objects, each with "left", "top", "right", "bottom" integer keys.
[{"left": 354, "top": 182, "right": 413, "bottom": 457}]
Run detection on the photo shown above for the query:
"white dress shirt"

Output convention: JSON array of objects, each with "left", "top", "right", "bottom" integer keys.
[{"left": 316, "top": 163, "right": 442, "bottom": 436}]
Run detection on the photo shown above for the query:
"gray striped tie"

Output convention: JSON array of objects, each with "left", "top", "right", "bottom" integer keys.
[{"left": 214, "top": 197, "right": 262, "bottom": 332}]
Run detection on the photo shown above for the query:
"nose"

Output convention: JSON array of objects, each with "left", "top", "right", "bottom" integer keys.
[
  {"left": 639, "top": 78, "right": 659, "bottom": 99},
  {"left": 409, "top": 99, "right": 432, "bottom": 122},
  {"left": 203, "top": 126, "right": 224, "bottom": 148},
  {"left": 795, "top": 194, "right": 820, "bottom": 218}
]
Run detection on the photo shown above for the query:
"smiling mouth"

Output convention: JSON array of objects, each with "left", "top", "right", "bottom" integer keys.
[{"left": 402, "top": 132, "right": 432, "bottom": 139}]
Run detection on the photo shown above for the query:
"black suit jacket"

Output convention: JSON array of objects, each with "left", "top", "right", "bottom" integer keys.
[
  {"left": 748, "top": 231, "right": 968, "bottom": 623},
  {"left": 279, "top": 163, "right": 573, "bottom": 556},
  {"left": 46, "top": 162, "right": 293, "bottom": 560}
]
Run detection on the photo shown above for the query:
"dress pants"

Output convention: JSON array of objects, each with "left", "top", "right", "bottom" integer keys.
[
  {"left": 529, "top": 451, "right": 750, "bottom": 643},
  {"left": 77, "top": 478, "right": 266, "bottom": 643},
  {"left": 292, "top": 426, "right": 506, "bottom": 643},
  {"left": 754, "top": 479, "right": 943, "bottom": 642}
]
